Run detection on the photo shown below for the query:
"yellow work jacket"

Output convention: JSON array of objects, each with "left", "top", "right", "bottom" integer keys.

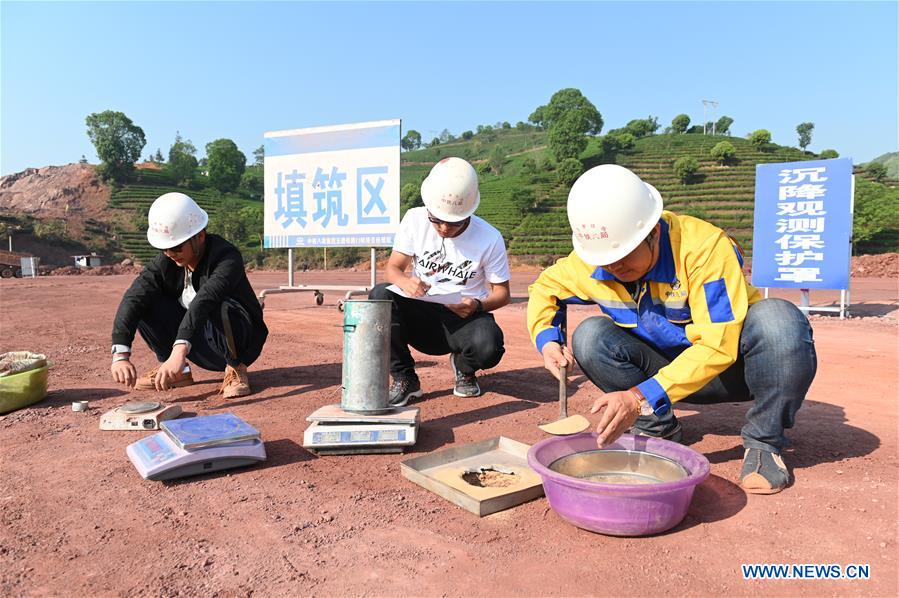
[{"left": 527, "top": 211, "right": 761, "bottom": 414}]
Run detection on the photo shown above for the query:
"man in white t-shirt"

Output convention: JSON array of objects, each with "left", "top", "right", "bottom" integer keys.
[{"left": 369, "top": 157, "right": 511, "bottom": 406}]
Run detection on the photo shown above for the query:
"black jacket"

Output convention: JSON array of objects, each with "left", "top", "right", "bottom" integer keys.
[{"left": 112, "top": 234, "right": 267, "bottom": 359}]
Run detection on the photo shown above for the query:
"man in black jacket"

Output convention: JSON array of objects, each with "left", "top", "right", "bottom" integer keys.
[{"left": 110, "top": 193, "right": 268, "bottom": 398}]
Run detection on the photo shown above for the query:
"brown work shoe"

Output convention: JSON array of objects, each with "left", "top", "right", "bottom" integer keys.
[
  {"left": 134, "top": 366, "right": 194, "bottom": 390},
  {"left": 220, "top": 364, "right": 251, "bottom": 398}
]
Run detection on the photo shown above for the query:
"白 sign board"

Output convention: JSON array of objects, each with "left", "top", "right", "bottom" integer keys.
[
  {"left": 751, "top": 158, "right": 853, "bottom": 290},
  {"left": 263, "top": 119, "right": 400, "bottom": 248}
]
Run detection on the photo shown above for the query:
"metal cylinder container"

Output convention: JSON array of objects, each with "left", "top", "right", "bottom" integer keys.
[{"left": 341, "top": 300, "right": 392, "bottom": 414}]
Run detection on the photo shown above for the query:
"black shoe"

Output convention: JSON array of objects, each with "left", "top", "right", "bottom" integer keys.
[
  {"left": 388, "top": 375, "right": 422, "bottom": 407},
  {"left": 627, "top": 421, "right": 684, "bottom": 444},
  {"left": 740, "top": 448, "right": 790, "bottom": 494},
  {"left": 450, "top": 354, "right": 481, "bottom": 397}
]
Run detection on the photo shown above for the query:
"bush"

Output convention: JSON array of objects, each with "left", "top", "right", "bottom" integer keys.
[
  {"left": 673, "top": 156, "right": 700, "bottom": 184},
  {"left": 749, "top": 129, "right": 772, "bottom": 149},
  {"left": 710, "top": 141, "right": 736, "bottom": 165},
  {"left": 556, "top": 158, "right": 583, "bottom": 186},
  {"left": 461, "top": 130, "right": 474, "bottom": 140},
  {"left": 521, "top": 157, "right": 537, "bottom": 175},
  {"left": 819, "top": 149, "right": 839, "bottom": 159}
]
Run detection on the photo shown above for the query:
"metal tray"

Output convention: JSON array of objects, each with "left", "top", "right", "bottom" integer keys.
[{"left": 400, "top": 436, "right": 544, "bottom": 517}]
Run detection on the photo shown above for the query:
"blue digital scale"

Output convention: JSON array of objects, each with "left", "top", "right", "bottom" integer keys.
[{"left": 126, "top": 413, "right": 266, "bottom": 480}]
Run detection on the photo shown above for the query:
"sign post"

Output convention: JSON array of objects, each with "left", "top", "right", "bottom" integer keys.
[
  {"left": 257, "top": 119, "right": 401, "bottom": 307},
  {"left": 751, "top": 158, "right": 854, "bottom": 319}
]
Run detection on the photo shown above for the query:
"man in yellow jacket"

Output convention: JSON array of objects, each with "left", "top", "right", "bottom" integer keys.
[{"left": 527, "top": 165, "right": 816, "bottom": 494}]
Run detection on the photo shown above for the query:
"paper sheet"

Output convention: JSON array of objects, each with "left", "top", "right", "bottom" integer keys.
[{"left": 386, "top": 284, "right": 462, "bottom": 305}]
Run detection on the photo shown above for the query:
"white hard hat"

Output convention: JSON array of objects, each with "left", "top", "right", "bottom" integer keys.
[
  {"left": 146, "top": 192, "right": 209, "bottom": 250},
  {"left": 420, "top": 157, "right": 480, "bottom": 222},
  {"left": 567, "top": 165, "right": 663, "bottom": 266}
]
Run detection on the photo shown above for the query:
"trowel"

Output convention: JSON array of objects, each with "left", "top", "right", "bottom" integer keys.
[{"left": 538, "top": 364, "right": 590, "bottom": 436}]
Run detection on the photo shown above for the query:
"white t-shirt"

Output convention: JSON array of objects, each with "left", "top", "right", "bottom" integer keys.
[{"left": 393, "top": 207, "right": 510, "bottom": 299}]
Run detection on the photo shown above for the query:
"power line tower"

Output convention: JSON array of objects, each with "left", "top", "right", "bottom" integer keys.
[{"left": 702, "top": 99, "right": 719, "bottom": 135}]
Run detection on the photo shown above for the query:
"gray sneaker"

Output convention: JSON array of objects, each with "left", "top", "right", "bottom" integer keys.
[
  {"left": 740, "top": 448, "right": 790, "bottom": 494},
  {"left": 450, "top": 354, "right": 481, "bottom": 397},
  {"left": 388, "top": 375, "right": 422, "bottom": 407}
]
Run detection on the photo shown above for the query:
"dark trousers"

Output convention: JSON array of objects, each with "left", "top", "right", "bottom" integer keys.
[
  {"left": 137, "top": 295, "right": 258, "bottom": 372},
  {"left": 570, "top": 298, "right": 817, "bottom": 453},
  {"left": 369, "top": 282, "right": 505, "bottom": 377}
]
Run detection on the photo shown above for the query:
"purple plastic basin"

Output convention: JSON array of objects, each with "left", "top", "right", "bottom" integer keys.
[{"left": 527, "top": 433, "right": 709, "bottom": 536}]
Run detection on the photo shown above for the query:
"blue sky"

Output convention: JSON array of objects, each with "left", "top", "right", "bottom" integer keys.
[{"left": 1, "top": 1, "right": 896, "bottom": 176}]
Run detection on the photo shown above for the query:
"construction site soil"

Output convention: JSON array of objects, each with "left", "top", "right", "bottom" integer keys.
[{"left": 1, "top": 270, "right": 896, "bottom": 597}]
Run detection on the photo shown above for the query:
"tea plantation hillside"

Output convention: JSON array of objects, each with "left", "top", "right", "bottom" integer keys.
[
  {"left": 108, "top": 167, "right": 262, "bottom": 262},
  {"left": 103, "top": 129, "right": 896, "bottom": 264},
  {"left": 402, "top": 131, "right": 898, "bottom": 258}
]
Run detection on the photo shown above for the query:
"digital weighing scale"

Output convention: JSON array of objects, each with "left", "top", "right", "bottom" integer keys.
[
  {"left": 302, "top": 404, "right": 420, "bottom": 455},
  {"left": 125, "top": 412, "right": 266, "bottom": 481},
  {"left": 100, "top": 401, "right": 183, "bottom": 431}
]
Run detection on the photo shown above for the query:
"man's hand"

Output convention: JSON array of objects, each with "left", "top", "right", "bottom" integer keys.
[
  {"left": 541, "top": 341, "right": 574, "bottom": 382},
  {"left": 155, "top": 344, "right": 189, "bottom": 391},
  {"left": 446, "top": 297, "right": 478, "bottom": 319},
  {"left": 401, "top": 276, "right": 431, "bottom": 298},
  {"left": 111, "top": 357, "right": 137, "bottom": 388},
  {"left": 590, "top": 389, "right": 641, "bottom": 448}
]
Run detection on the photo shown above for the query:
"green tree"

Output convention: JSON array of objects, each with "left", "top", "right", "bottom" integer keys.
[
  {"left": 819, "top": 149, "right": 839, "bottom": 159},
  {"left": 867, "top": 162, "right": 887, "bottom": 182},
  {"left": 796, "top": 122, "right": 814, "bottom": 150},
  {"left": 624, "top": 116, "right": 660, "bottom": 138},
  {"left": 461, "top": 130, "right": 474, "bottom": 140},
  {"left": 205, "top": 138, "right": 246, "bottom": 193},
  {"left": 556, "top": 157, "right": 583, "bottom": 186},
  {"left": 439, "top": 129, "right": 453, "bottom": 143},
  {"left": 543, "top": 88, "right": 603, "bottom": 134},
  {"left": 686, "top": 125, "right": 704, "bottom": 134},
  {"left": 548, "top": 112, "right": 590, "bottom": 160},
  {"left": 510, "top": 187, "right": 535, "bottom": 213},
  {"left": 528, "top": 105, "right": 546, "bottom": 128},
  {"left": 488, "top": 147, "right": 505, "bottom": 175},
  {"left": 400, "top": 182, "right": 422, "bottom": 214},
  {"left": 853, "top": 178, "right": 899, "bottom": 244},
  {"left": 749, "top": 129, "right": 772, "bottom": 149},
  {"left": 240, "top": 166, "right": 264, "bottom": 200},
  {"left": 208, "top": 198, "right": 262, "bottom": 247},
  {"left": 167, "top": 132, "right": 198, "bottom": 186},
  {"left": 715, "top": 116, "right": 734, "bottom": 135},
  {"left": 673, "top": 155, "right": 699, "bottom": 184},
  {"left": 253, "top": 144, "right": 265, "bottom": 167},
  {"left": 84, "top": 110, "right": 146, "bottom": 183},
  {"left": 400, "top": 130, "right": 421, "bottom": 151},
  {"left": 671, "top": 114, "right": 691, "bottom": 134},
  {"left": 710, "top": 141, "right": 736, "bottom": 165}
]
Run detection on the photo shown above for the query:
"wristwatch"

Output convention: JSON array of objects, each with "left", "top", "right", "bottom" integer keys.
[
  {"left": 630, "top": 387, "right": 654, "bottom": 416},
  {"left": 474, "top": 298, "right": 484, "bottom": 313}
]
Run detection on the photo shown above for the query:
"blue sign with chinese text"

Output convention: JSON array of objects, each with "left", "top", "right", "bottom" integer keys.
[{"left": 752, "top": 158, "right": 853, "bottom": 289}]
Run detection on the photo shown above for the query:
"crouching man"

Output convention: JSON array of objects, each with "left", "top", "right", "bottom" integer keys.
[
  {"left": 527, "top": 165, "right": 817, "bottom": 494},
  {"left": 370, "top": 157, "right": 511, "bottom": 406},
  {"left": 111, "top": 192, "right": 268, "bottom": 398}
]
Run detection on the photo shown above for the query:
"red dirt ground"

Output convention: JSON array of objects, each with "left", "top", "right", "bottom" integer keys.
[{"left": 1, "top": 271, "right": 896, "bottom": 597}]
